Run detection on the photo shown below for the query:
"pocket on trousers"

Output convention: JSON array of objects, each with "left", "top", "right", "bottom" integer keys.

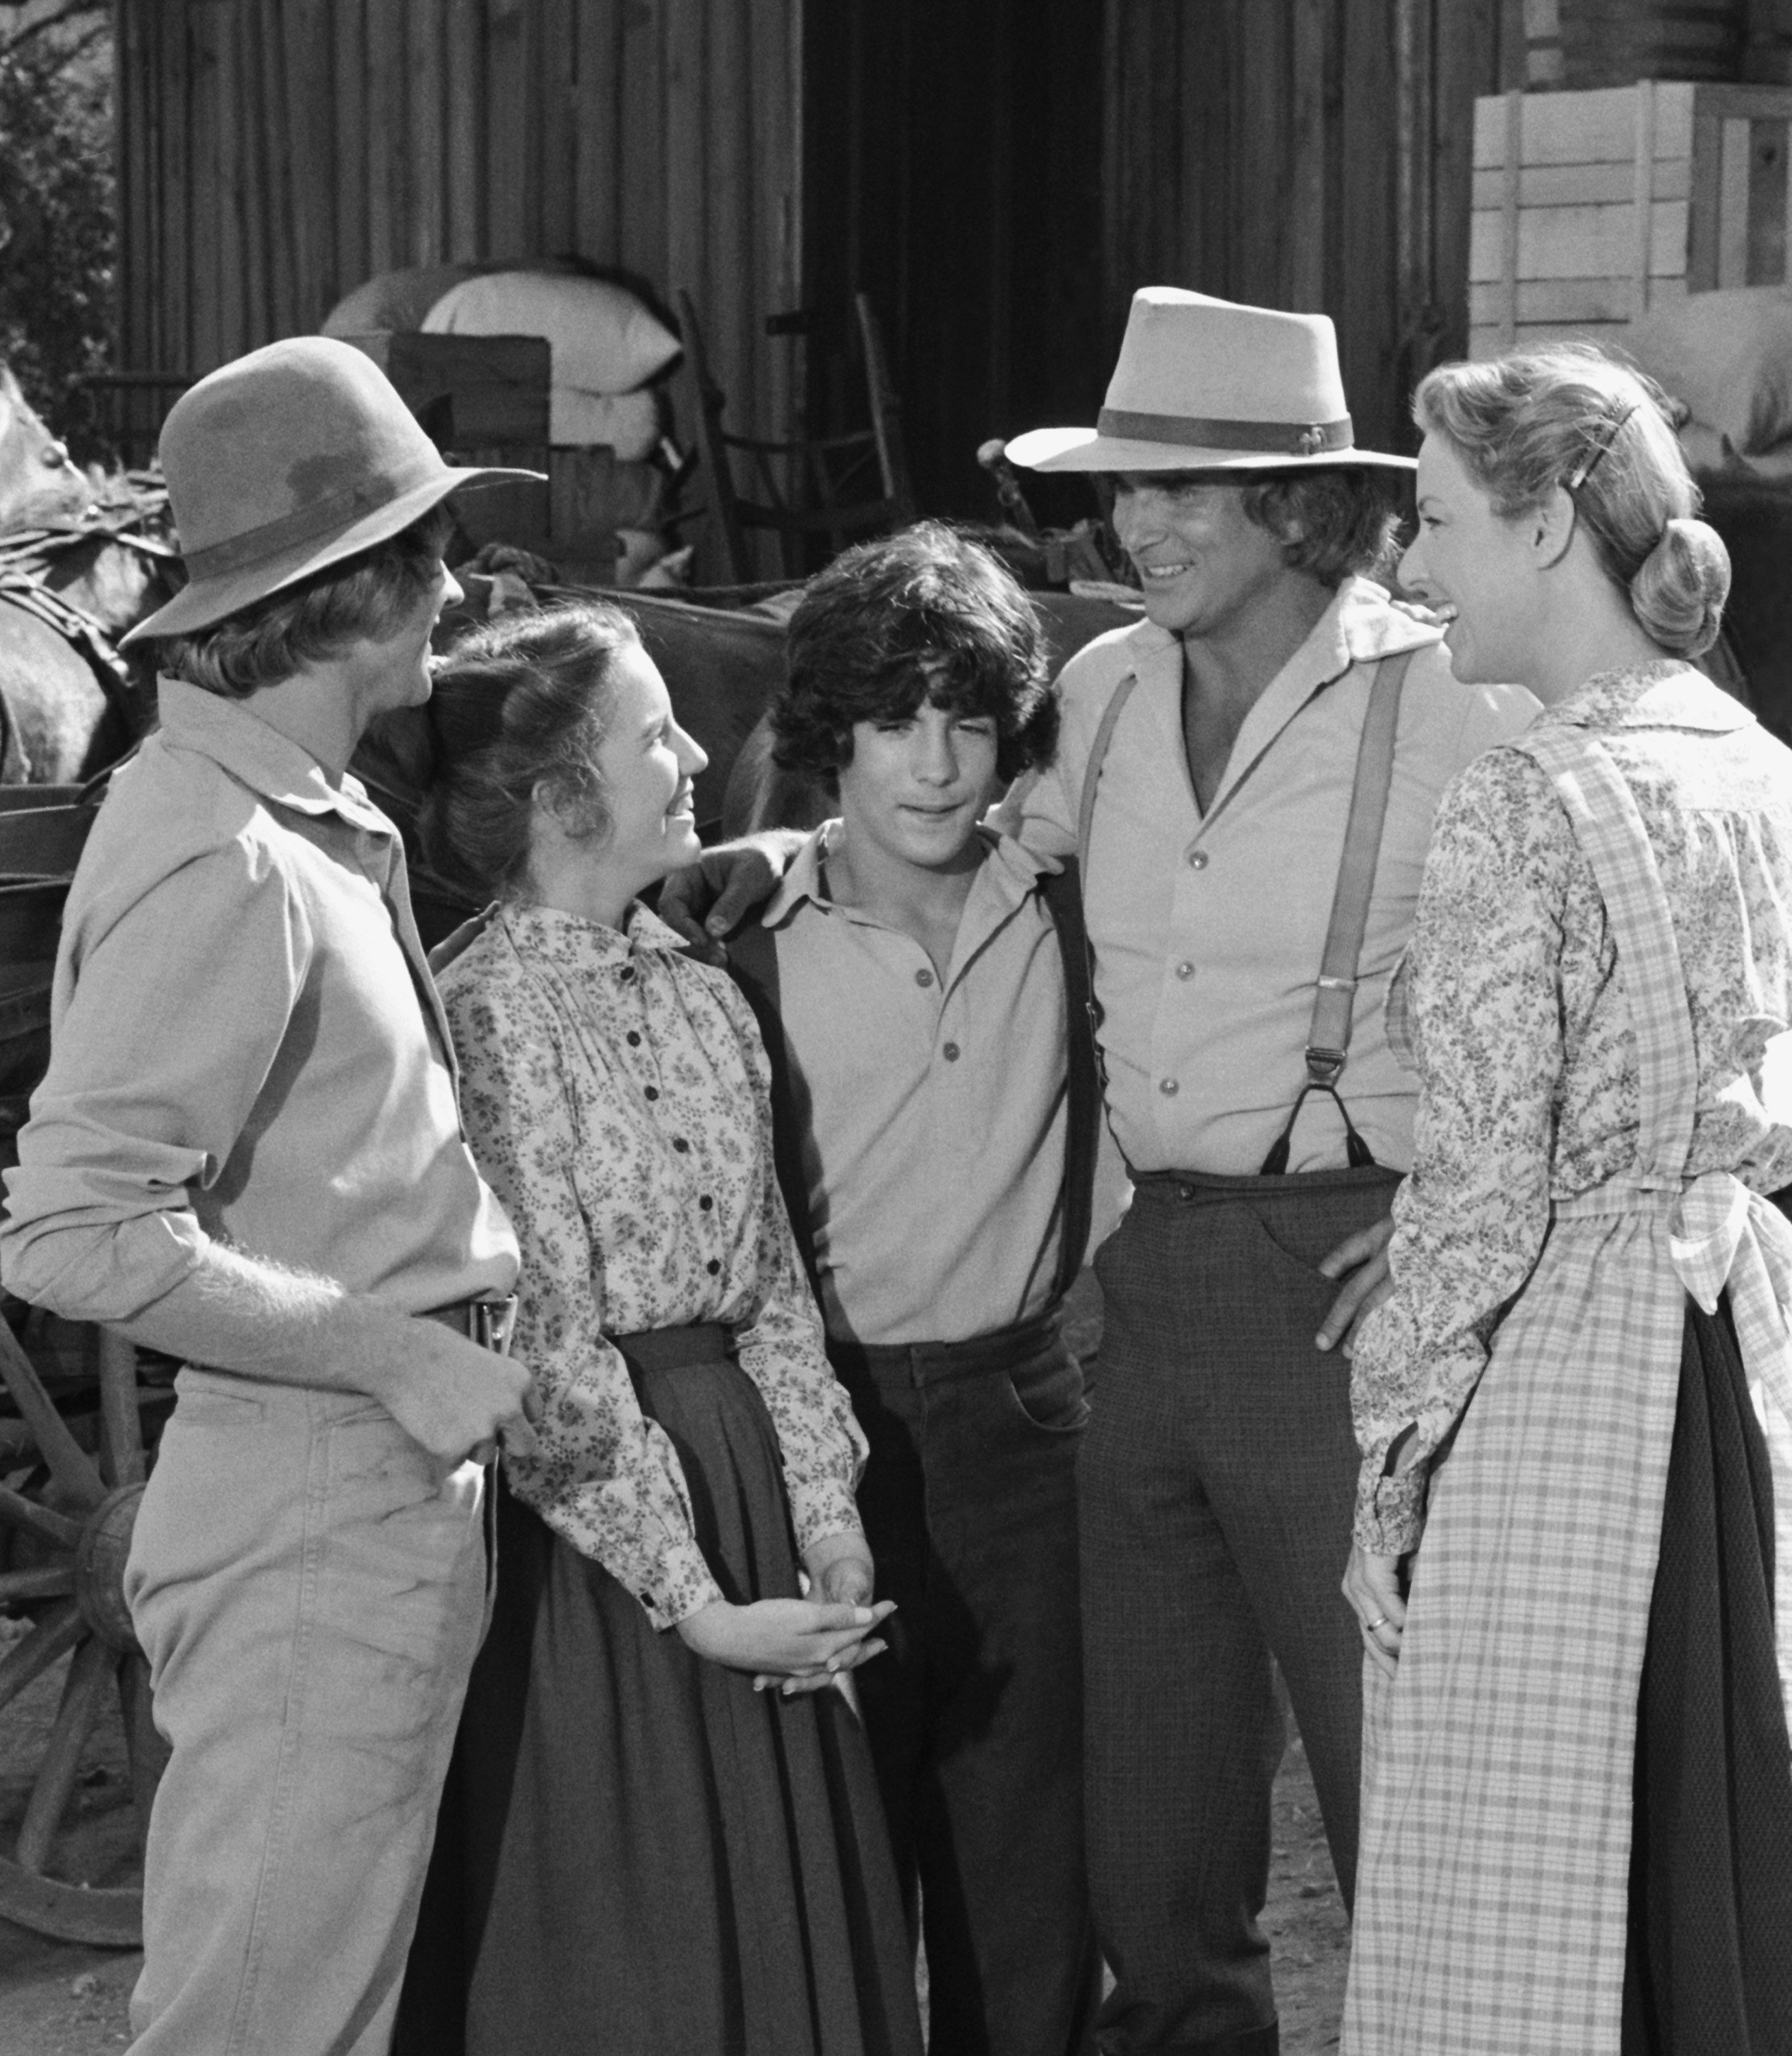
[
  {"left": 1004, "top": 1352, "right": 1092, "bottom": 1435},
  {"left": 167, "top": 1386, "right": 267, "bottom": 1429}
]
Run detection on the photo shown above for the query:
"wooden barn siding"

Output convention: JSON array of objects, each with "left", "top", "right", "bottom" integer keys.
[
  {"left": 1103, "top": 0, "right": 1508, "bottom": 457},
  {"left": 116, "top": 0, "right": 802, "bottom": 550}
]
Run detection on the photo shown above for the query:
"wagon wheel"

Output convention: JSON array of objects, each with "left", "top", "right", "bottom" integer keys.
[{"left": 0, "top": 1317, "right": 165, "bottom": 1946}]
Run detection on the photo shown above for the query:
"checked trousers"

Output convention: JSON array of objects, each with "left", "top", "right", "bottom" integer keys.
[{"left": 1081, "top": 1165, "right": 1398, "bottom": 2056}]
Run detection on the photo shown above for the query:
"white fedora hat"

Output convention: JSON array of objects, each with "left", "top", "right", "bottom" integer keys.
[{"left": 1005, "top": 287, "right": 1415, "bottom": 474}]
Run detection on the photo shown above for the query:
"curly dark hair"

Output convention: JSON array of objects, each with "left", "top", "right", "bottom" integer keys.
[{"left": 772, "top": 522, "right": 1057, "bottom": 790}]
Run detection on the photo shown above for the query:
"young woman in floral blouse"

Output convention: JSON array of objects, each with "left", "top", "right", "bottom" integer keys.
[
  {"left": 395, "top": 602, "right": 920, "bottom": 2056},
  {"left": 1340, "top": 348, "right": 1792, "bottom": 2056}
]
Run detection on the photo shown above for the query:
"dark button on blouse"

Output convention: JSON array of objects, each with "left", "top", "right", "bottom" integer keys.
[
  {"left": 706, "top": 1258, "right": 721, "bottom": 1275},
  {"left": 942, "top": 1042, "right": 961, "bottom": 1062},
  {"left": 627, "top": 1031, "right": 641, "bottom": 1046},
  {"left": 644, "top": 1085, "right": 659, "bottom": 1101},
  {"left": 672, "top": 1137, "right": 689, "bottom": 1153},
  {"left": 699, "top": 1194, "right": 714, "bottom": 1211}
]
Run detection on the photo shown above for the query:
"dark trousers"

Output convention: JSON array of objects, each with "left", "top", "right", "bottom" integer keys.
[
  {"left": 1081, "top": 1166, "right": 1398, "bottom": 2056},
  {"left": 832, "top": 1312, "right": 1102, "bottom": 2056}
]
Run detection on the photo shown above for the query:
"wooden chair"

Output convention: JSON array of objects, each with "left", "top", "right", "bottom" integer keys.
[{"left": 677, "top": 290, "right": 916, "bottom": 583}]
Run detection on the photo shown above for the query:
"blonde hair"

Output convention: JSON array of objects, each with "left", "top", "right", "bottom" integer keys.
[{"left": 1413, "top": 344, "right": 1729, "bottom": 658}]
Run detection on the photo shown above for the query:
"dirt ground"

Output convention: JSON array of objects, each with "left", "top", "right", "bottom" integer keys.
[{"left": 0, "top": 1648, "right": 1347, "bottom": 2055}]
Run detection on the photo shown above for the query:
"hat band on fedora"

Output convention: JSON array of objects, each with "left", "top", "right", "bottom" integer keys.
[
  {"left": 181, "top": 456, "right": 449, "bottom": 583},
  {"left": 1095, "top": 407, "right": 1355, "bottom": 458}
]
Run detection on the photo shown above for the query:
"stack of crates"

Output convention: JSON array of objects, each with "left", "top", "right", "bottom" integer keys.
[{"left": 1470, "top": 78, "right": 1792, "bottom": 358}]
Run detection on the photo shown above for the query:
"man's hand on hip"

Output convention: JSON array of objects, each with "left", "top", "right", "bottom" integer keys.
[{"left": 1314, "top": 1212, "right": 1395, "bottom": 1356}]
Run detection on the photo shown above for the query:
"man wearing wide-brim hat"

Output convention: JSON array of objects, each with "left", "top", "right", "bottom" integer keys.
[
  {"left": 996, "top": 289, "right": 1538, "bottom": 2055},
  {"left": 1, "top": 336, "right": 543, "bottom": 2055}
]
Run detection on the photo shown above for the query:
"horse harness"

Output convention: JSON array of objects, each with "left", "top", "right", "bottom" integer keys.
[{"left": 1075, "top": 646, "right": 1416, "bottom": 1177}]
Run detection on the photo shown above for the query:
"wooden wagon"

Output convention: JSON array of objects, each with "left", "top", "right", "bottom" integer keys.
[{"left": 0, "top": 783, "right": 167, "bottom": 1948}]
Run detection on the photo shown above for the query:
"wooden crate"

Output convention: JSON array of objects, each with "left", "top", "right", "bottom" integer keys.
[
  {"left": 336, "top": 332, "right": 550, "bottom": 451},
  {"left": 1470, "top": 79, "right": 1792, "bottom": 359}
]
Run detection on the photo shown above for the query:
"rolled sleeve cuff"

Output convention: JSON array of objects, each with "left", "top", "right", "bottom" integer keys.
[
  {"left": 0, "top": 1203, "right": 207, "bottom": 1325},
  {"left": 1355, "top": 1466, "right": 1427, "bottom": 1556}
]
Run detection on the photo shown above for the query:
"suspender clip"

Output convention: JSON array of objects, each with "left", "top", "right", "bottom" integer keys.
[{"left": 1305, "top": 1046, "right": 1347, "bottom": 1087}]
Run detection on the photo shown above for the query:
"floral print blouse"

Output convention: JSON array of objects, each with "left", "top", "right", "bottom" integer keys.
[
  {"left": 1351, "top": 664, "right": 1792, "bottom": 1553},
  {"left": 435, "top": 898, "right": 866, "bottom": 1630}
]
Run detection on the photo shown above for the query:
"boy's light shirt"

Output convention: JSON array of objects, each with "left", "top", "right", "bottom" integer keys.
[{"left": 759, "top": 820, "right": 1120, "bottom": 1346}]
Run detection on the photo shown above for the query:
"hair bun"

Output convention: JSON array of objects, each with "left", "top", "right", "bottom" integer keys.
[{"left": 1630, "top": 515, "right": 1730, "bottom": 658}]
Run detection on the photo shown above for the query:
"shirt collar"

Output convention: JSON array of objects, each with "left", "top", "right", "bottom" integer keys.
[
  {"left": 499, "top": 896, "right": 691, "bottom": 970},
  {"left": 155, "top": 676, "right": 391, "bottom": 833},
  {"left": 762, "top": 819, "right": 1056, "bottom": 929},
  {"left": 1118, "top": 574, "right": 1443, "bottom": 684},
  {"left": 1541, "top": 660, "right": 1755, "bottom": 736}
]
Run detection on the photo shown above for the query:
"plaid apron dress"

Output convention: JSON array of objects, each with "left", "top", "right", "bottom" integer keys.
[{"left": 1344, "top": 717, "right": 1792, "bottom": 2056}]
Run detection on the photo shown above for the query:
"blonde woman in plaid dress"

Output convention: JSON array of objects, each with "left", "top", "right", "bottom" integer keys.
[{"left": 1342, "top": 347, "right": 1792, "bottom": 2056}]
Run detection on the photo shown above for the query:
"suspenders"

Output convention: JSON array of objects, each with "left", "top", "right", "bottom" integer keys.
[
  {"left": 1076, "top": 646, "right": 1416, "bottom": 1177},
  {"left": 726, "top": 868, "right": 1105, "bottom": 1307}
]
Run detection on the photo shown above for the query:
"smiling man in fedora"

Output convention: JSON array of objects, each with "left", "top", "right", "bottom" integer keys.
[
  {"left": 994, "top": 291, "right": 1536, "bottom": 2054},
  {"left": 1, "top": 336, "right": 543, "bottom": 2055}
]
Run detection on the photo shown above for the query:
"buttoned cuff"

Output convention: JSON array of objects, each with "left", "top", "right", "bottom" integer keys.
[
  {"left": 635, "top": 1537, "right": 726, "bottom": 1635},
  {"left": 1354, "top": 1465, "right": 1427, "bottom": 1556},
  {"left": 787, "top": 1475, "right": 863, "bottom": 1563}
]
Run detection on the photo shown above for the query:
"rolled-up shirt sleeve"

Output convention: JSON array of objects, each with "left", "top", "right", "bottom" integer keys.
[
  {"left": 2, "top": 842, "right": 311, "bottom": 1325},
  {"left": 1349, "top": 751, "right": 1565, "bottom": 1554}
]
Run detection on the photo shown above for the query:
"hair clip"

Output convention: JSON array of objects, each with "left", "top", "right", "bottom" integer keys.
[{"left": 1565, "top": 404, "right": 1640, "bottom": 493}]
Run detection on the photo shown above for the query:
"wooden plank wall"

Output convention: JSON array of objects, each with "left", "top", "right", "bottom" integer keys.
[
  {"left": 1103, "top": 0, "right": 1508, "bottom": 457},
  {"left": 114, "top": 0, "right": 802, "bottom": 560}
]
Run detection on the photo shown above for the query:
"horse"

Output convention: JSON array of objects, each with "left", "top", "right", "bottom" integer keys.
[
  {"left": 0, "top": 365, "right": 88, "bottom": 534},
  {"left": 0, "top": 363, "right": 177, "bottom": 783},
  {"left": 0, "top": 501, "right": 176, "bottom": 784}
]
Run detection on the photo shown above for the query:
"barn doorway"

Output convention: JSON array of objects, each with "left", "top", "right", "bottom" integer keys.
[{"left": 802, "top": 0, "right": 1111, "bottom": 535}]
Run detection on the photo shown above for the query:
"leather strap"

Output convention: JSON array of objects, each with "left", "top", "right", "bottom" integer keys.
[
  {"left": 1305, "top": 648, "right": 1414, "bottom": 1088},
  {"left": 1258, "top": 648, "right": 1414, "bottom": 1175},
  {"left": 1096, "top": 407, "right": 1356, "bottom": 458},
  {"left": 1040, "top": 860, "right": 1101, "bottom": 1295}
]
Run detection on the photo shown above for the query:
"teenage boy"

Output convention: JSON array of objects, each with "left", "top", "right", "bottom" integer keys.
[
  {"left": 728, "top": 524, "right": 1103, "bottom": 2056},
  {"left": 0, "top": 338, "right": 541, "bottom": 2055}
]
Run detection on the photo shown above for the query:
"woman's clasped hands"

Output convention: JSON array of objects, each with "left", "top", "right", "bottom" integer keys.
[{"left": 674, "top": 1530, "right": 895, "bottom": 1698}]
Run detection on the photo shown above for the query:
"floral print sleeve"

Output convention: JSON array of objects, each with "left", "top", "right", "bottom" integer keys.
[
  {"left": 444, "top": 955, "right": 725, "bottom": 1630},
  {"left": 709, "top": 972, "right": 866, "bottom": 1558},
  {"left": 438, "top": 901, "right": 865, "bottom": 1632},
  {"left": 1349, "top": 748, "right": 1571, "bottom": 1554}
]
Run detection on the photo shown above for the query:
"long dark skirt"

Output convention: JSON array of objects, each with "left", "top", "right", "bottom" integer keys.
[
  {"left": 396, "top": 1345, "right": 923, "bottom": 2056},
  {"left": 1622, "top": 1294, "right": 1792, "bottom": 2055}
]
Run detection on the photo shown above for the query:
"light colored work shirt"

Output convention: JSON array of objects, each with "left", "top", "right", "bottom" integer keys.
[
  {"left": 1001, "top": 578, "right": 1538, "bottom": 1176},
  {"left": 760, "top": 824, "right": 1068, "bottom": 1347},
  {"left": 1, "top": 678, "right": 518, "bottom": 1336}
]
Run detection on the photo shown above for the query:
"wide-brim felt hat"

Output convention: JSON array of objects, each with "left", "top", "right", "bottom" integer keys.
[
  {"left": 124, "top": 335, "right": 543, "bottom": 645},
  {"left": 1005, "top": 287, "right": 1416, "bottom": 475}
]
